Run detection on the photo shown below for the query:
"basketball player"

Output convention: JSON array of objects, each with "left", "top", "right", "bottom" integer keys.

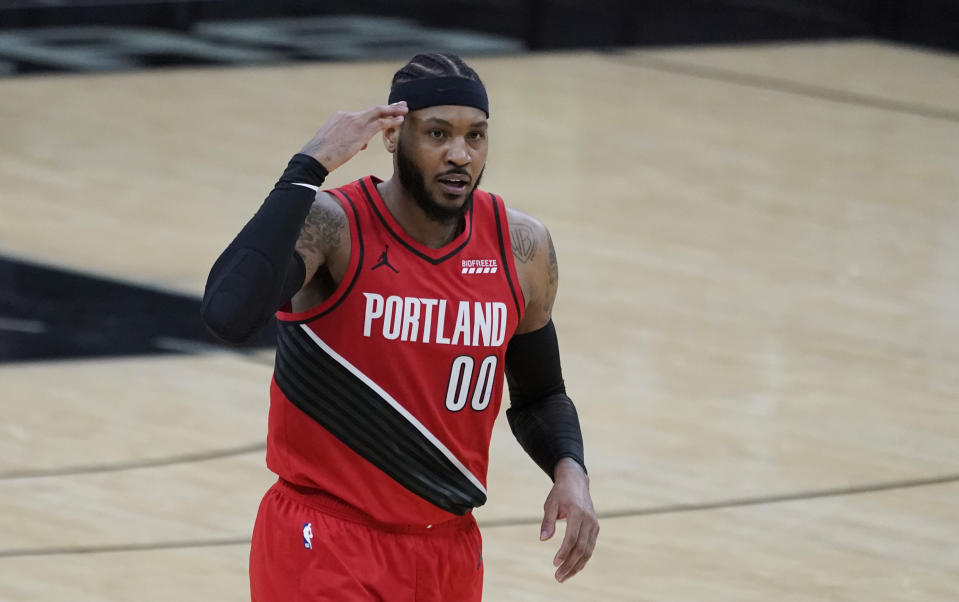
[{"left": 202, "top": 53, "right": 598, "bottom": 601}]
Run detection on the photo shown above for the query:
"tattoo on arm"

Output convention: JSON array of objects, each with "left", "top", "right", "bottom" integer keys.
[
  {"left": 511, "top": 223, "right": 537, "bottom": 264},
  {"left": 296, "top": 199, "right": 346, "bottom": 273},
  {"left": 544, "top": 230, "right": 558, "bottom": 317}
]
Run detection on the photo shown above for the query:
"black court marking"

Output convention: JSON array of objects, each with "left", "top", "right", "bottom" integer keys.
[
  {"left": 605, "top": 51, "right": 959, "bottom": 123},
  {"left": 0, "top": 255, "right": 275, "bottom": 363},
  {"left": 2, "top": 471, "right": 956, "bottom": 558},
  {"left": 0, "top": 442, "right": 266, "bottom": 480}
]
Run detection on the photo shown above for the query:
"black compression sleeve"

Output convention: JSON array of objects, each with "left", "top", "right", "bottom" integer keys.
[
  {"left": 201, "top": 154, "right": 328, "bottom": 343},
  {"left": 504, "top": 320, "right": 586, "bottom": 480}
]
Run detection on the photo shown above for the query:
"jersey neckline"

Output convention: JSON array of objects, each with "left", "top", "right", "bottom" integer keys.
[{"left": 360, "top": 176, "right": 473, "bottom": 265}]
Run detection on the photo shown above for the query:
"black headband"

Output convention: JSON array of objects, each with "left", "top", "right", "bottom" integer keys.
[{"left": 388, "top": 76, "right": 489, "bottom": 117}]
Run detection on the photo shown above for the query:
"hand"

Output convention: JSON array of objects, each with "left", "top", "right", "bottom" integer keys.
[
  {"left": 540, "top": 457, "right": 599, "bottom": 583},
  {"left": 299, "top": 102, "right": 408, "bottom": 171}
]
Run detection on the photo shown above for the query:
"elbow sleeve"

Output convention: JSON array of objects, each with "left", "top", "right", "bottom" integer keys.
[
  {"left": 505, "top": 393, "right": 585, "bottom": 480},
  {"left": 201, "top": 249, "right": 305, "bottom": 344},
  {"left": 504, "top": 320, "right": 586, "bottom": 479},
  {"left": 201, "top": 154, "right": 324, "bottom": 344}
]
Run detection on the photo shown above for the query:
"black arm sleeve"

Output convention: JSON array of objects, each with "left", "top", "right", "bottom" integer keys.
[
  {"left": 200, "top": 154, "right": 328, "bottom": 344},
  {"left": 504, "top": 320, "right": 586, "bottom": 480}
]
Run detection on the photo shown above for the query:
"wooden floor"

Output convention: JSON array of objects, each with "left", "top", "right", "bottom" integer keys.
[{"left": 2, "top": 39, "right": 958, "bottom": 600}]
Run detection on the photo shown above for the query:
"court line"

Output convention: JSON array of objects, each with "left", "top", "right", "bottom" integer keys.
[
  {"left": 482, "top": 471, "right": 959, "bottom": 527},
  {"left": 605, "top": 51, "right": 959, "bottom": 123},
  {"left": 0, "top": 348, "right": 272, "bottom": 481},
  {"left": 2, "top": 471, "right": 956, "bottom": 558},
  {"left": 0, "top": 538, "right": 249, "bottom": 559},
  {"left": 0, "top": 442, "right": 265, "bottom": 480}
]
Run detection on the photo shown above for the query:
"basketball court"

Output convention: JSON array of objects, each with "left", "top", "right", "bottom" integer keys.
[{"left": 1, "top": 39, "right": 958, "bottom": 600}]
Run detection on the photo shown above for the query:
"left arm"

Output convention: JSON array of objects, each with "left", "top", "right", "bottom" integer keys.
[{"left": 505, "top": 210, "right": 599, "bottom": 583}]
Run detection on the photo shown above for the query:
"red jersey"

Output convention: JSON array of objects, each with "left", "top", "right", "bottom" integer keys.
[{"left": 268, "top": 176, "right": 524, "bottom": 526}]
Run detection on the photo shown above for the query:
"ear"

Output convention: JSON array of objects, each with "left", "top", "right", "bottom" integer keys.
[{"left": 382, "top": 126, "right": 399, "bottom": 154}]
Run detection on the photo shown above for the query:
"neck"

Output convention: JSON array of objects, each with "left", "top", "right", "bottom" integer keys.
[{"left": 376, "top": 177, "right": 463, "bottom": 249}]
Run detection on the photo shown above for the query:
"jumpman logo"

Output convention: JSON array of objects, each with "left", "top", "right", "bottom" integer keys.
[{"left": 371, "top": 245, "right": 399, "bottom": 273}]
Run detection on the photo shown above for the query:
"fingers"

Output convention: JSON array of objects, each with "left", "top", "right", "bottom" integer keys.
[
  {"left": 303, "top": 102, "right": 407, "bottom": 169},
  {"left": 553, "top": 520, "right": 589, "bottom": 583},
  {"left": 553, "top": 514, "right": 599, "bottom": 583},
  {"left": 368, "top": 101, "right": 408, "bottom": 112},
  {"left": 540, "top": 498, "right": 559, "bottom": 541},
  {"left": 375, "top": 114, "right": 405, "bottom": 131},
  {"left": 540, "top": 467, "right": 599, "bottom": 583},
  {"left": 366, "top": 102, "right": 408, "bottom": 124},
  {"left": 551, "top": 511, "right": 578, "bottom": 569},
  {"left": 379, "top": 101, "right": 407, "bottom": 122},
  {"left": 362, "top": 103, "right": 406, "bottom": 138},
  {"left": 378, "top": 101, "right": 409, "bottom": 116}
]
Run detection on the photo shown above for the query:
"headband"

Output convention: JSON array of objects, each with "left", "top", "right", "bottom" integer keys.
[{"left": 388, "top": 76, "right": 489, "bottom": 117}]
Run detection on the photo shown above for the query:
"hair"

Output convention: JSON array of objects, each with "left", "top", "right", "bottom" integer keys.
[{"left": 391, "top": 53, "right": 483, "bottom": 88}]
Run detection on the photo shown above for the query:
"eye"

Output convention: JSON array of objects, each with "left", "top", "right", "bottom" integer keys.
[
  {"left": 468, "top": 131, "right": 486, "bottom": 141},
  {"left": 428, "top": 129, "right": 446, "bottom": 140}
]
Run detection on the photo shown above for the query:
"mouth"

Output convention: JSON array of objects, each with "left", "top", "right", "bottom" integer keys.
[{"left": 437, "top": 174, "right": 471, "bottom": 196}]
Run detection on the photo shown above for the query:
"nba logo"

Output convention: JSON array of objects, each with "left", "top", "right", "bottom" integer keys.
[{"left": 302, "top": 522, "right": 313, "bottom": 550}]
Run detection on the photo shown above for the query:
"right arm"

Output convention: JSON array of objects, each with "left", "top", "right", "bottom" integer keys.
[{"left": 200, "top": 102, "right": 407, "bottom": 343}]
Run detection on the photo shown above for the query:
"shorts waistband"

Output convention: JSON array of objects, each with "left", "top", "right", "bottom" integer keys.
[{"left": 275, "top": 479, "right": 475, "bottom": 535}]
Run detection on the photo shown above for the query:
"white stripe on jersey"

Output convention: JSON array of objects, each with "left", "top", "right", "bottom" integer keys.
[{"left": 297, "top": 324, "right": 488, "bottom": 497}]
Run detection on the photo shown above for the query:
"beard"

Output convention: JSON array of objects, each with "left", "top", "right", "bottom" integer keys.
[{"left": 396, "top": 137, "right": 484, "bottom": 225}]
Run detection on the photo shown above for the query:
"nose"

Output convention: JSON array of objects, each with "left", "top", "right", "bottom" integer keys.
[{"left": 446, "top": 138, "right": 471, "bottom": 167}]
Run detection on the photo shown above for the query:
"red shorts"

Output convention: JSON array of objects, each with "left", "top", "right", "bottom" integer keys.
[{"left": 249, "top": 479, "right": 484, "bottom": 602}]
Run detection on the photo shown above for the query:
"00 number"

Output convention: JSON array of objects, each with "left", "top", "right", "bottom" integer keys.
[{"left": 445, "top": 355, "right": 497, "bottom": 412}]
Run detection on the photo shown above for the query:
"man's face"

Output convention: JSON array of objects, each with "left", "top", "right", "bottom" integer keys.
[{"left": 392, "top": 105, "right": 488, "bottom": 224}]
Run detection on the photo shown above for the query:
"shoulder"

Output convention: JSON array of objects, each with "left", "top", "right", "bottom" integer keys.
[
  {"left": 296, "top": 190, "right": 350, "bottom": 271},
  {"left": 312, "top": 189, "right": 346, "bottom": 216},
  {"left": 504, "top": 207, "right": 559, "bottom": 333},
  {"left": 505, "top": 207, "right": 550, "bottom": 266},
  {"left": 304, "top": 191, "right": 348, "bottom": 243}
]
